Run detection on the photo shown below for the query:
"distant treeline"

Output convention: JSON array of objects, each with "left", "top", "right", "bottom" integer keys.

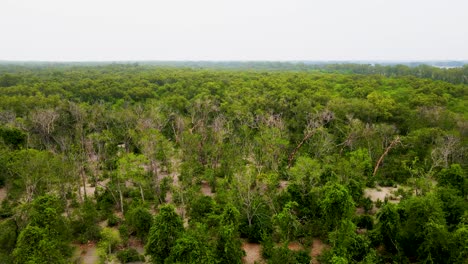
[{"left": 1, "top": 61, "right": 467, "bottom": 84}]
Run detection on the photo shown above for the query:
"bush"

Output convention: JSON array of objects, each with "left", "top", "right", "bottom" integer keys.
[
  {"left": 116, "top": 248, "right": 144, "bottom": 263},
  {"left": 71, "top": 199, "right": 101, "bottom": 243},
  {"left": 125, "top": 205, "right": 152, "bottom": 240},
  {"left": 107, "top": 214, "right": 120, "bottom": 227},
  {"left": 355, "top": 215, "right": 374, "bottom": 230},
  {"left": 267, "top": 246, "right": 311, "bottom": 264},
  {"left": 97, "top": 227, "right": 122, "bottom": 262},
  {"left": 375, "top": 199, "right": 383, "bottom": 208},
  {"left": 361, "top": 197, "right": 374, "bottom": 213}
]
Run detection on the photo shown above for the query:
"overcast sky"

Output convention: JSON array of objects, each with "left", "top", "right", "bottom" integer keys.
[{"left": 0, "top": 0, "right": 467, "bottom": 61}]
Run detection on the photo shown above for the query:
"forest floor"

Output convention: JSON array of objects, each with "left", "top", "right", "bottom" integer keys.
[
  {"left": 73, "top": 242, "right": 98, "bottom": 264},
  {"left": 241, "top": 239, "right": 329, "bottom": 264},
  {"left": 0, "top": 187, "right": 6, "bottom": 203},
  {"left": 310, "top": 239, "right": 328, "bottom": 264},
  {"left": 364, "top": 186, "right": 400, "bottom": 203},
  {"left": 201, "top": 180, "right": 214, "bottom": 196},
  {"left": 278, "top": 180, "right": 289, "bottom": 191},
  {"left": 242, "top": 241, "right": 263, "bottom": 264}
]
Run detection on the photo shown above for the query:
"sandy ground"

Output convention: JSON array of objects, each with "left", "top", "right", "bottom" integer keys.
[
  {"left": 364, "top": 186, "right": 400, "bottom": 203},
  {"left": 79, "top": 178, "right": 110, "bottom": 199},
  {"left": 127, "top": 238, "right": 146, "bottom": 264},
  {"left": 74, "top": 243, "right": 99, "bottom": 264},
  {"left": 278, "top": 180, "right": 289, "bottom": 191},
  {"left": 287, "top": 241, "right": 303, "bottom": 251},
  {"left": 242, "top": 242, "right": 263, "bottom": 264},
  {"left": 0, "top": 187, "right": 6, "bottom": 203},
  {"left": 201, "top": 180, "right": 213, "bottom": 196},
  {"left": 165, "top": 190, "right": 173, "bottom": 203},
  {"left": 310, "top": 239, "right": 328, "bottom": 264}
]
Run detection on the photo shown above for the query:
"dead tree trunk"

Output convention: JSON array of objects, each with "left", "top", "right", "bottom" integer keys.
[{"left": 373, "top": 136, "right": 400, "bottom": 177}]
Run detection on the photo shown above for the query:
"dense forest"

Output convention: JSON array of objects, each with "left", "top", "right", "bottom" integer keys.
[{"left": 0, "top": 63, "right": 467, "bottom": 264}]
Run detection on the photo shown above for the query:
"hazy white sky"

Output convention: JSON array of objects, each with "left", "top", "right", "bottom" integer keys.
[{"left": 0, "top": 0, "right": 467, "bottom": 61}]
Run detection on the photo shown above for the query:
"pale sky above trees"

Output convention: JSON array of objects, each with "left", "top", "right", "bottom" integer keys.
[{"left": 0, "top": 0, "right": 467, "bottom": 61}]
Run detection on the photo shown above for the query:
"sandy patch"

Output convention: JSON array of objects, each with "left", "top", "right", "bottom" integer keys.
[
  {"left": 242, "top": 242, "right": 263, "bottom": 264},
  {"left": 310, "top": 239, "right": 328, "bottom": 264},
  {"left": 80, "top": 178, "right": 110, "bottom": 199},
  {"left": 355, "top": 207, "right": 365, "bottom": 215},
  {"left": 165, "top": 191, "right": 173, "bottom": 203},
  {"left": 364, "top": 186, "right": 400, "bottom": 203},
  {"left": 278, "top": 180, "right": 289, "bottom": 191},
  {"left": 0, "top": 188, "right": 7, "bottom": 203},
  {"left": 201, "top": 180, "right": 213, "bottom": 196},
  {"left": 128, "top": 237, "right": 145, "bottom": 256},
  {"left": 98, "top": 220, "right": 108, "bottom": 228},
  {"left": 74, "top": 242, "right": 99, "bottom": 264},
  {"left": 287, "top": 241, "right": 303, "bottom": 251}
]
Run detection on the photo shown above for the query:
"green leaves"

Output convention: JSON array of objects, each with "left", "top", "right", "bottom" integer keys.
[
  {"left": 273, "top": 201, "right": 300, "bottom": 243},
  {"left": 320, "top": 182, "right": 355, "bottom": 231},
  {"left": 12, "top": 195, "right": 71, "bottom": 264},
  {"left": 145, "top": 204, "right": 184, "bottom": 263}
]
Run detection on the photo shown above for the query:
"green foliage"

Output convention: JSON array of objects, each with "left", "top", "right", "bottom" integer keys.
[
  {"left": 417, "top": 221, "right": 451, "bottom": 264},
  {"left": 327, "top": 220, "right": 373, "bottom": 263},
  {"left": 12, "top": 195, "right": 71, "bottom": 263},
  {"left": 288, "top": 156, "right": 322, "bottom": 187},
  {"left": 266, "top": 245, "right": 311, "bottom": 264},
  {"left": 375, "top": 203, "right": 400, "bottom": 253},
  {"left": 273, "top": 201, "right": 300, "bottom": 243},
  {"left": 436, "top": 187, "right": 468, "bottom": 230},
  {"left": 398, "top": 194, "right": 446, "bottom": 258},
  {"left": 166, "top": 224, "right": 217, "bottom": 264},
  {"left": 107, "top": 213, "right": 121, "bottom": 227},
  {"left": 216, "top": 204, "right": 245, "bottom": 264},
  {"left": 12, "top": 225, "right": 68, "bottom": 264},
  {"left": 187, "top": 195, "right": 216, "bottom": 224},
  {"left": 0, "top": 219, "right": 17, "bottom": 263},
  {"left": 125, "top": 204, "right": 152, "bottom": 241},
  {"left": 437, "top": 164, "right": 467, "bottom": 197},
  {"left": 0, "top": 64, "right": 466, "bottom": 263},
  {"left": 96, "top": 189, "right": 117, "bottom": 216},
  {"left": 116, "top": 248, "right": 144, "bottom": 263},
  {"left": 71, "top": 198, "right": 101, "bottom": 243},
  {"left": 450, "top": 224, "right": 468, "bottom": 263},
  {"left": 145, "top": 204, "right": 184, "bottom": 263},
  {"left": 320, "top": 182, "right": 355, "bottom": 230},
  {"left": 0, "top": 126, "right": 26, "bottom": 149},
  {"left": 7, "top": 149, "right": 71, "bottom": 201},
  {"left": 97, "top": 227, "right": 122, "bottom": 262}
]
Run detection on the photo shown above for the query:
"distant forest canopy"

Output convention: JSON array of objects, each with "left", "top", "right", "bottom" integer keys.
[
  {"left": 1, "top": 61, "right": 467, "bottom": 84},
  {"left": 0, "top": 64, "right": 467, "bottom": 263}
]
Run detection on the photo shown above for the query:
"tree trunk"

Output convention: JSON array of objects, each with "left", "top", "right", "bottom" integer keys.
[
  {"left": 118, "top": 180, "right": 124, "bottom": 214},
  {"left": 81, "top": 166, "right": 87, "bottom": 199},
  {"left": 373, "top": 136, "right": 400, "bottom": 177},
  {"left": 139, "top": 184, "right": 145, "bottom": 203}
]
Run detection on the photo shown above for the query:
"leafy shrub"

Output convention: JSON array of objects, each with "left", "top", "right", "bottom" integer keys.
[
  {"left": 107, "top": 214, "right": 120, "bottom": 227},
  {"left": 116, "top": 248, "right": 144, "bottom": 263},
  {"left": 355, "top": 215, "right": 374, "bottom": 230},
  {"left": 125, "top": 205, "right": 152, "bottom": 240}
]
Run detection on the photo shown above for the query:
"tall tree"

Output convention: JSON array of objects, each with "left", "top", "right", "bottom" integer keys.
[{"left": 145, "top": 204, "right": 184, "bottom": 263}]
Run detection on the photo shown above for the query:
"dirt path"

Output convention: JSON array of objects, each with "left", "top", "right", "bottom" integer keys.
[{"left": 242, "top": 242, "right": 263, "bottom": 264}]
